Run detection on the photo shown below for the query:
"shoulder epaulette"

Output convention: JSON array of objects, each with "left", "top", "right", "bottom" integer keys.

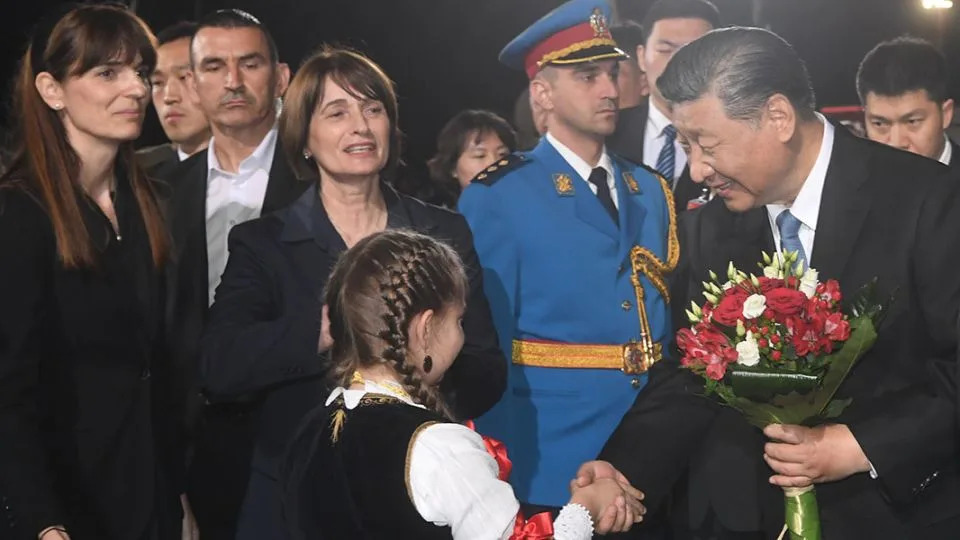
[{"left": 470, "top": 153, "right": 531, "bottom": 186}]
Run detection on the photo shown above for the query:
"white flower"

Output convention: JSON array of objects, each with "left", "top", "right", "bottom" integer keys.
[
  {"left": 742, "top": 294, "right": 767, "bottom": 319},
  {"left": 763, "top": 265, "right": 781, "bottom": 279},
  {"left": 800, "top": 268, "right": 819, "bottom": 299},
  {"left": 736, "top": 333, "right": 761, "bottom": 366}
]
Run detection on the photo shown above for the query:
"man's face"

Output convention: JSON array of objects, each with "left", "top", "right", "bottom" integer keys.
[
  {"left": 150, "top": 37, "right": 209, "bottom": 148},
  {"left": 190, "top": 26, "right": 287, "bottom": 131},
  {"left": 536, "top": 60, "right": 620, "bottom": 138},
  {"left": 863, "top": 89, "right": 953, "bottom": 160},
  {"left": 674, "top": 93, "right": 796, "bottom": 212},
  {"left": 639, "top": 17, "right": 714, "bottom": 112}
]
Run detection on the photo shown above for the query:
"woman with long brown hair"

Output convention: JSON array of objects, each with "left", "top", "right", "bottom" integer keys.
[{"left": 0, "top": 5, "right": 183, "bottom": 540}]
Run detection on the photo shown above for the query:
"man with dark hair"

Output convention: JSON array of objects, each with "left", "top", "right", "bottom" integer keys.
[
  {"left": 161, "top": 9, "right": 306, "bottom": 539},
  {"left": 598, "top": 27, "right": 960, "bottom": 539},
  {"left": 610, "top": 21, "right": 649, "bottom": 110},
  {"left": 607, "top": 0, "right": 720, "bottom": 214},
  {"left": 857, "top": 36, "right": 957, "bottom": 167},
  {"left": 138, "top": 21, "right": 210, "bottom": 177}
]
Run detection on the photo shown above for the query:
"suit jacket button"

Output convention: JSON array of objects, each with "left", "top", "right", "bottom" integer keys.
[{"left": 621, "top": 300, "right": 632, "bottom": 311}]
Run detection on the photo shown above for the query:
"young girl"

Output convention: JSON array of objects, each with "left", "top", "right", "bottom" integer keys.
[{"left": 282, "top": 230, "right": 642, "bottom": 539}]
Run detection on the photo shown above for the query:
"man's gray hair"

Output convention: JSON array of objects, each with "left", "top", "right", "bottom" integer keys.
[{"left": 657, "top": 27, "right": 817, "bottom": 121}]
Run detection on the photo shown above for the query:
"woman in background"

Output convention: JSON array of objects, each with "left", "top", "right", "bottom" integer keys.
[{"left": 426, "top": 110, "right": 517, "bottom": 207}]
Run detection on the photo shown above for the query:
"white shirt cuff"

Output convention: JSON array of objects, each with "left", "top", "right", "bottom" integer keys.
[{"left": 868, "top": 459, "right": 879, "bottom": 479}]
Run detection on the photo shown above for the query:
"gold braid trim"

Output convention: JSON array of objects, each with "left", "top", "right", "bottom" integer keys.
[
  {"left": 405, "top": 421, "right": 439, "bottom": 504},
  {"left": 629, "top": 173, "right": 680, "bottom": 304},
  {"left": 537, "top": 37, "right": 619, "bottom": 67}
]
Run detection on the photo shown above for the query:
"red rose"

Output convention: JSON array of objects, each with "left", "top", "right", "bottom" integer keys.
[
  {"left": 757, "top": 338, "right": 769, "bottom": 348},
  {"left": 765, "top": 288, "right": 808, "bottom": 318},
  {"left": 757, "top": 277, "right": 784, "bottom": 293},
  {"left": 712, "top": 293, "right": 746, "bottom": 327}
]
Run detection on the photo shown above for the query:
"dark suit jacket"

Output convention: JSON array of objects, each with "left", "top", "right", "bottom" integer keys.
[
  {"left": 948, "top": 137, "right": 960, "bottom": 170},
  {"left": 607, "top": 101, "right": 704, "bottom": 214},
  {"left": 600, "top": 127, "right": 960, "bottom": 539},
  {"left": 0, "top": 179, "right": 180, "bottom": 540},
  {"left": 137, "top": 143, "right": 181, "bottom": 181},
  {"left": 161, "top": 140, "right": 309, "bottom": 420},
  {"left": 199, "top": 182, "right": 506, "bottom": 472}
]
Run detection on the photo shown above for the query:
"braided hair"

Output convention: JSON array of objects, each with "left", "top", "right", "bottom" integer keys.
[{"left": 324, "top": 229, "right": 467, "bottom": 419}]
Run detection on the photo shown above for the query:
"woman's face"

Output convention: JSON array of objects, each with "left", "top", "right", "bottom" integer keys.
[
  {"left": 306, "top": 76, "right": 391, "bottom": 181},
  {"left": 453, "top": 130, "right": 510, "bottom": 189},
  {"left": 47, "top": 58, "right": 151, "bottom": 146}
]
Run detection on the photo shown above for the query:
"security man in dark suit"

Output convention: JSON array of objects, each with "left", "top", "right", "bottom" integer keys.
[
  {"left": 159, "top": 10, "right": 306, "bottom": 540},
  {"left": 607, "top": 0, "right": 720, "bottom": 214},
  {"left": 600, "top": 27, "right": 960, "bottom": 539}
]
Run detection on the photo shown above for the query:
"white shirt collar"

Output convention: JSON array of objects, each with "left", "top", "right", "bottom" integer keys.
[
  {"left": 176, "top": 147, "right": 190, "bottom": 162},
  {"left": 325, "top": 380, "right": 424, "bottom": 410},
  {"left": 646, "top": 101, "right": 672, "bottom": 140},
  {"left": 544, "top": 131, "right": 615, "bottom": 185},
  {"left": 207, "top": 124, "right": 278, "bottom": 178},
  {"left": 938, "top": 134, "right": 952, "bottom": 166},
  {"left": 766, "top": 114, "right": 834, "bottom": 236}
]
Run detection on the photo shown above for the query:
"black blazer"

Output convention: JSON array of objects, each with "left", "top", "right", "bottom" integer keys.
[
  {"left": 600, "top": 127, "right": 960, "bottom": 539},
  {"left": 161, "top": 140, "right": 308, "bottom": 425},
  {"left": 137, "top": 143, "right": 180, "bottom": 180},
  {"left": 199, "top": 182, "right": 507, "bottom": 473},
  {"left": 0, "top": 181, "right": 179, "bottom": 540},
  {"left": 607, "top": 101, "right": 703, "bottom": 214}
]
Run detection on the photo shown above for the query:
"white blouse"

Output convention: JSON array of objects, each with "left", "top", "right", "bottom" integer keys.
[{"left": 326, "top": 383, "right": 594, "bottom": 539}]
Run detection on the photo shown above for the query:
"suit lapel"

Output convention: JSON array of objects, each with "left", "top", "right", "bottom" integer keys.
[
  {"left": 809, "top": 128, "right": 873, "bottom": 281},
  {"left": 534, "top": 139, "right": 619, "bottom": 240},
  {"left": 263, "top": 140, "right": 311, "bottom": 214}
]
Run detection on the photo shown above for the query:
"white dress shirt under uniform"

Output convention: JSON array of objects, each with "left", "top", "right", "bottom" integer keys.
[
  {"left": 546, "top": 132, "right": 619, "bottom": 209},
  {"left": 324, "top": 382, "right": 595, "bottom": 539},
  {"left": 205, "top": 126, "right": 277, "bottom": 305},
  {"left": 642, "top": 102, "right": 687, "bottom": 183}
]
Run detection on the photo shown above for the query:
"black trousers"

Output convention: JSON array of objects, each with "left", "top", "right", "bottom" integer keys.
[{"left": 186, "top": 404, "right": 259, "bottom": 540}]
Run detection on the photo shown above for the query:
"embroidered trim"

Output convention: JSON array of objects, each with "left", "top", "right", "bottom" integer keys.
[
  {"left": 404, "top": 421, "right": 439, "bottom": 504},
  {"left": 537, "top": 38, "right": 619, "bottom": 67}
]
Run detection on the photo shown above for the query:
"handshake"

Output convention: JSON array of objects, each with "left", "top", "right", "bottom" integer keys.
[{"left": 568, "top": 460, "right": 646, "bottom": 534}]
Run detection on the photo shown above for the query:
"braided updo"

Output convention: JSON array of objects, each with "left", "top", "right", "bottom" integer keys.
[{"left": 324, "top": 229, "right": 467, "bottom": 419}]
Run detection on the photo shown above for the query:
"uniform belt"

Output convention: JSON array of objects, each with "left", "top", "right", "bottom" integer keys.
[{"left": 512, "top": 339, "right": 662, "bottom": 374}]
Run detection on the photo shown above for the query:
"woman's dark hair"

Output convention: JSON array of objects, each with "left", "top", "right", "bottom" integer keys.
[
  {"left": 0, "top": 3, "right": 168, "bottom": 269},
  {"left": 281, "top": 45, "right": 402, "bottom": 182},
  {"left": 426, "top": 109, "right": 517, "bottom": 205},
  {"left": 323, "top": 229, "right": 467, "bottom": 419}
]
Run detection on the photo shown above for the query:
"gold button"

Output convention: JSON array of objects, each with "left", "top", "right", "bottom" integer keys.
[
  {"left": 631, "top": 377, "right": 641, "bottom": 389},
  {"left": 478, "top": 173, "right": 487, "bottom": 179},
  {"left": 486, "top": 165, "right": 498, "bottom": 172},
  {"left": 499, "top": 159, "right": 509, "bottom": 166},
  {"left": 621, "top": 300, "right": 632, "bottom": 311}
]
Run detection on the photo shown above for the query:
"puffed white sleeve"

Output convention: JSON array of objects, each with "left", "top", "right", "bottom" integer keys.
[{"left": 407, "top": 423, "right": 593, "bottom": 540}]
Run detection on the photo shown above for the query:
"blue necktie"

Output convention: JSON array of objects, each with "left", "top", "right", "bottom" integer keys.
[
  {"left": 776, "top": 210, "right": 807, "bottom": 271},
  {"left": 655, "top": 124, "right": 677, "bottom": 183}
]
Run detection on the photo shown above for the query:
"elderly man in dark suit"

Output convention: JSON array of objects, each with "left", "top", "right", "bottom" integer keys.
[
  {"left": 606, "top": 0, "right": 719, "bottom": 214},
  {"left": 160, "top": 9, "right": 307, "bottom": 540},
  {"left": 598, "top": 27, "right": 960, "bottom": 540}
]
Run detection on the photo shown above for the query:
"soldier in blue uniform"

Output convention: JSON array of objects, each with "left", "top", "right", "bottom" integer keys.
[{"left": 458, "top": 0, "right": 679, "bottom": 511}]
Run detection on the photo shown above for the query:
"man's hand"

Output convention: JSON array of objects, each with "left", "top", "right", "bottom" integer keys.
[
  {"left": 763, "top": 423, "right": 871, "bottom": 488},
  {"left": 572, "top": 460, "right": 645, "bottom": 533}
]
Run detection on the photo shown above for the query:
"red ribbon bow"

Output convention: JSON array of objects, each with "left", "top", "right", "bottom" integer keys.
[
  {"left": 511, "top": 512, "right": 555, "bottom": 539},
  {"left": 464, "top": 419, "right": 512, "bottom": 481}
]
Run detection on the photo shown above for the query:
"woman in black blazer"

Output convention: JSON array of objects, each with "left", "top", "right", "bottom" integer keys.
[
  {"left": 0, "top": 5, "right": 184, "bottom": 540},
  {"left": 198, "top": 46, "right": 507, "bottom": 538}
]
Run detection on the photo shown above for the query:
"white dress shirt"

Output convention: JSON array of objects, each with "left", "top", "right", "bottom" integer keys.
[
  {"left": 176, "top": 147, "right": 190, "bottom": 162},
  {"left": 546, "top": 132, "right": 619, "bottom": 209},
  {"left": 765, "top": 115, "right": 834, "bottom": 260},
  {"left": 324, "top": 383, "right": 594, "bottom": 539},
  {"left": 642, "top": 102, "right": 687, "bottom": 183},
  {"left": 205, "top": 126, "right": 277, "bottom": 305},
  {"left": 938, "top": 134, "right": 952, "bottom": 166}
]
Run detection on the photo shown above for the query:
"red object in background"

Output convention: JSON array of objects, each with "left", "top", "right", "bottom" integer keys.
[{"left": 821, "top": 105, "right": 865, "bottom": 137}]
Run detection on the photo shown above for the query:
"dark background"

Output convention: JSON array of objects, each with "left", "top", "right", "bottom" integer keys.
[{"left": 2, "top": 0, "right": 958, "bottom": 186}]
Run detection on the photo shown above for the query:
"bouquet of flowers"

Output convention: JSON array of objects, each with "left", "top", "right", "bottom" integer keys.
[{"left": 677, "top": 251, "right": 888, "bottom": 540}]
